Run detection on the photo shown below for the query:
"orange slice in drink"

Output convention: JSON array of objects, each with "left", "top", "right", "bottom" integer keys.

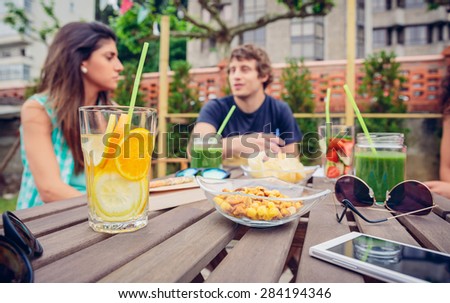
[
  {"left": 99, "top": 114, "right": 129, "bottom": 168},
  {"left": 115, "top": 128, "right": 152, "bottom": 181}
]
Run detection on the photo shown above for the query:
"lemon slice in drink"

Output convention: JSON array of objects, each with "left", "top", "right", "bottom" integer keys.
[{"left": 93, "top": 172, "right": 147, "bottom": 221}]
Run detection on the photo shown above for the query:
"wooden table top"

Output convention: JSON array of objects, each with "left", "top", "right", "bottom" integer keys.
[{"left": 2, "top": 172, "right": 450, "bottom": 283}]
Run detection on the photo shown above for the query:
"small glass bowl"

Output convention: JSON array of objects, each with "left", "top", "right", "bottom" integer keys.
[
  {"left": 196, "top": 176, "right": 331, "bottom": 228},
  {"left": 240, "top": 165, "right": 319, "bottom": 185}
]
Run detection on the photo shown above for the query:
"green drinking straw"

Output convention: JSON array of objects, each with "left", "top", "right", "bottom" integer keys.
[
  {"left": 127, "top": 42, "right": 149, "bottom": 121},
  {"left": 217, "top": 105, "right": 236, "bottom": 136},
  {"left": 325, "top": 88, "right": 331, "bottom": 124},
  {"left": 343, "top": 84, "right": 377, "bottom": 154},
  {"left": 325, "top": 88, "right": 331, "bottom": 150}
]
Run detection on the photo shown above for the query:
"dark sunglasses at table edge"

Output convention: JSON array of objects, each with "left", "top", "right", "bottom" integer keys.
[
  {"left": 175, "top": 167, "right": 231, "bottom": 179},
  {"left": 334, "top": 175, "right": 434, "bottom": 198},
  {"left": 2, "top": 211, "right": 43, "bottom": 258},
  {"left": 333, "top": 175, "right": 436, "bottom": 216},
  {"left": 0, "top": 234, "right": 34, "bottom": 283}
]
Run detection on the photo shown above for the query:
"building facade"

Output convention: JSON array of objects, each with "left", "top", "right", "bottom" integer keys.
[
  {"left": 187, "top": 0, "right": 449, "bottom": 67},
  {"left": 0, "top": 0, "right": 95, "bottom": 90},
  {"left": 372, "top": 0, "right": 449, "bottom": 56}
]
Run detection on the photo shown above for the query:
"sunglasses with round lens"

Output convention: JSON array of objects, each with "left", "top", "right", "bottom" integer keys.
[
  {"left": 175, "top": 168, "right": 230, "bottom": 179},
  {"left": 334, "top": 175, "right": 435, "bottom": 224},
  {"left": 1, "top": 211, "right": 43, "bottom": 282}
]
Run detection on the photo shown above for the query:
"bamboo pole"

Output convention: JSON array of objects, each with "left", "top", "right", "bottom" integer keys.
[
  {"left": 345, "top": 0, "right": 356, "bottom": 126},
  {"left": 157, "top": 16, "right": 170, "bottom": 177}
]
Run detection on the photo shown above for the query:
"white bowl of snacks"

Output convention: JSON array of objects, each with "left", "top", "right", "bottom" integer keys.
[{"left": 196, "top": 176, "right": 331, "bottom": 227}]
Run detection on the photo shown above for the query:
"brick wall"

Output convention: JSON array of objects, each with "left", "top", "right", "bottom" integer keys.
[{"left": 1, "top": 47, "right": 448, "bottom": 113}]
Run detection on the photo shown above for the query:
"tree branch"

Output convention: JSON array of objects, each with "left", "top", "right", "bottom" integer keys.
[
  {"left": 140, "top": 30, "right": 211, "bottom": 41},
  {"left": 229, "top": 2, "right": 332, "bottom": 38},
  {"left": 176, "top": 2, "right": 215, "bottom": 33},
  {"left": 198, "top": 0, "right": 228, "bottom": 32}
]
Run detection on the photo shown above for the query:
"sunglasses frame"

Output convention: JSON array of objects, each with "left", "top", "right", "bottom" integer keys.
[
  {"left": 1, "top": 211, "right": 43, "bottom": 282},
  {"left": 0, "top": 235, "right": 33, "bottom": 283},
  {"left": 334, "top": 175, "right": 436, "bottom": 224},
  {"left": 175, "top": 167, "right": 231, "bottom": 179}
]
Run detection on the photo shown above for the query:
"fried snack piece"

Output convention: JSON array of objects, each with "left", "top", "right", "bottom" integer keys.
[{"left": 213, "top": 186, "right": 303, "bottom": 221}]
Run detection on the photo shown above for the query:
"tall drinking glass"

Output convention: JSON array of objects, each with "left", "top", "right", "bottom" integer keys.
[
  {"left": 190, "top": 135, "right": 223, "bottom": 169},
  {"left": 79, "top": 106, "right": 157, "bottom": 233},
  {"left": 318, "top": 124, "right": 355, "bottom": 179}
]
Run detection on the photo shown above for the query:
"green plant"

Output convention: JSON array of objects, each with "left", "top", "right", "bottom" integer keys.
[
  {"left": 0, "top": 195, "right": 17, "bottom": 212},
  {"left": 281, "top": 58, "right": 318, "bottom": 164},
  {"left": 166, "top": 61, "right": 201, "bottom": 159},
  {"left": 358, "top": 51, "right": 408, "bottom": 134},
  {"left": 168, "top": 61, "right": 200, "bottom": 114},
  {"left": 114, "top": 62, "right": 145, "bottom": 106}
]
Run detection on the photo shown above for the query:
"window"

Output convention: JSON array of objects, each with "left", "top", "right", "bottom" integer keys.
[
  {"left": 397, "top": 27, "right": 405, "bottom": 44},
  {"left": 220, "top": 2, "right": 232, "bottom": 21},
  {"left": 0, "top": 49, "right": 11, "bottom": 58},
  {"left": 404, "top": 0, "right": 425, "bottom": 8},
  {"left": 290, "top": 16, "right": 324, "bottom": 60},
  {"left": 69, "top": 1, "right": 75, "bottom": 13},
  {"left": 239, "top": 0, "right": 266, "bottom": 47},
  {"left": 24, "top": 0, "right": 32, "bottom": 12},
  {"left": 373, "top": 0, "right": 392, "bottom": 12},
  {"left": 427, "top": 25, "right": 433, "bottom": 43},
  {"left": 0, "top": 64, "right": 31, "bottom": 81},
  {"left": 405, "top": 25, "right": 427, "bottom": 45},
  {"left": 0, "top": 47, "right": 25, "bottom": 58},
  {"left": 357, "top": 0, "right": 365, "bottom": 24},
  {"left": 357, "top": 25, "right": 365, "bottom": 58},
  {"left": 437, "top": 24, "right": 444, "bottom": 41},
  {"left": 373, "top": 29, "right": 387, "bottom": 48}
]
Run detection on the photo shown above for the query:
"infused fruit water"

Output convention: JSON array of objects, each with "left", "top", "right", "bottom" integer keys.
[
  {"left": 323, "top": 137, "right": 354, "bottom": 178},
  {"left": 80, "top": 107, "right": 156, "bottom": 233},
  {"left": 319, "top": 125, "right": 355, "bottom": 179}
]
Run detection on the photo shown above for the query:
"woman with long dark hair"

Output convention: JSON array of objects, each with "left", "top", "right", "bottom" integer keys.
[
  {"left": 17, "top": 21, "right": 123, "bottom": 209},
  {"left": 425, "top": 70, "right": 450, "bottom": 198}
]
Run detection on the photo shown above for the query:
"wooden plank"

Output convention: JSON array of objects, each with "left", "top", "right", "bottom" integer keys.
[
  {"left": 206, "top": 220, "right": 299, "bottom": 283},
  {"left": 149, "top": 187, "right": 206, "bottom": 211},
  {"left": 296, "top": 198, "right": 364, "bottom": 283},
  {"left": 397, "top": 213, "right": 450, "bottom": 253},
  {"left": 356, "top": 208, "right": 420, "bottom": 247},
  {"left": 297, "top": 177, "right": 363, "bottom": 283},
  {"left": 0, "top": 196, "right": 86, "bottom": 227},
  {"left": 24, "top": 206, "right": 88, "bottom": 237},
  {"left": 432, "top": 194, "right": 450, "bottom": 219},
  {"left": 33, "top": 221, "right": 112, "bottom": 269},
  {"left": 35, "top": 200, "right": 213, "bottom": 282},
  {"left": 100, "top": 212, "right": 237, "bottom": 282},
  {"left": 33, "top": 209, "right": 164, "bottom": 269}
]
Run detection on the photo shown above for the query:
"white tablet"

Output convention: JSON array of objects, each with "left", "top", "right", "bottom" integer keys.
[{"left": 309, "top": 232, "right": 450, "bottom": 283}]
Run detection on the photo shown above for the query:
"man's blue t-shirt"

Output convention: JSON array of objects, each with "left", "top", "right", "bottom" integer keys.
[{"left": 196, "top": 95, "right": 302, "bottom": 145}]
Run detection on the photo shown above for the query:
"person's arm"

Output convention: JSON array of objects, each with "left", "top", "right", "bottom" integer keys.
[
  {"left": 191, "top": 122, "right": 284, "bottom": 158},
  {"left": 424, "top": 180, "right": 450, "bottom": 199},
  {"left": 440, "top": 116, "right": 450, "bottom": 182},
  {"left": 21, "top": 100, "right": 83, "bottom": 202},
  {"left": 277, "top": 101, "right": 301, "bottom": 157}
]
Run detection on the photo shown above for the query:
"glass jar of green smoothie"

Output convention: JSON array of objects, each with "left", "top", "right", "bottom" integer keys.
[
  {"left": 190, "top": 135, "right": 223, "bottom": 169},
  {"left": 354, "top": 133, "right": 406, "bottom": 202}
]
